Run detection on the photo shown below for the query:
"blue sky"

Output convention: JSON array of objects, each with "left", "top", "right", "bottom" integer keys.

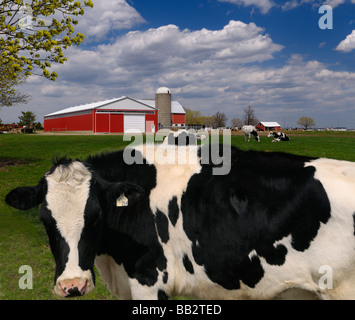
[{"left": 1, "top": 0, "right": 355, "bottom": 128}]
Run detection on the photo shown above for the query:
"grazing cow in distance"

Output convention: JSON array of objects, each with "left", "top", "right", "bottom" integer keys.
[
  {"left": 242, "top": 125, "right": 260, "bottom": 142},
  {"left": 268, "top": 131, "right": 290, "bottom": 142},
  {"left": 162, "top": 130, "right": 207, "bottom": 146},
  {"left": 5, "top": 142, "right": 355, "bottom": 300}
]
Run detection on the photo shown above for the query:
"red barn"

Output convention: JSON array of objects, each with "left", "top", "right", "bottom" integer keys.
[
  {"left": 256, "top": 121, "right": 281, "bottom": 132},
  {"left": 44, "top": 88, "right": 186, "bottom": 133}
]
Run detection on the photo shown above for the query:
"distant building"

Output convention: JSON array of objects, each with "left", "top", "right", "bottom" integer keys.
[
  {"left": 44, "top": 87, "right": 185, "bottom": 133},
  {"left": 256, "top": 121, "right": 281, "bottom": 132}
]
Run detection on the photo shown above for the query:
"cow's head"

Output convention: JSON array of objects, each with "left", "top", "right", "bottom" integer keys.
[
  {"left": 5, "top": 159, "right": 144, "bottom": 298},
  {"left": 267, "top": 132, "right": 274, "bottom": 138}
]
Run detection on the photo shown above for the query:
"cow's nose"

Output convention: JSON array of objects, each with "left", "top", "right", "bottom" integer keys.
[{"left": 58, "top": 278, "right": 88, "bottom": 298}]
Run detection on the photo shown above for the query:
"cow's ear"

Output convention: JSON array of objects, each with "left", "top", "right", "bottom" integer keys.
[
  {"left": 106, "top": 182, "right": 145, "bottom": 208},
  {"left": 102, "top": 182, "right": 144, "bottom": 230},
  {"left": 5, "top": 179, "right": 46, "bottom": 211}
]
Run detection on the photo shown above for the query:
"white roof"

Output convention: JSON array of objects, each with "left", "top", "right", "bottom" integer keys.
[
  {"left": 45, "top": 96, "right": 126, "bottom": 117},
  {"left": 259, "top": 122, "right": 281, "bottom": 127},
  {"left": 44, "top": 96, "right": 157, "bottom": 117},
  {"left": 171, "top": 101, "right": 185, "bottom": 114},
  {"left": 45, "top": 96, "right": 185, "bottom": 118},
  {"left": 139, "top": 100, "right": 186, "bottom": 114}
]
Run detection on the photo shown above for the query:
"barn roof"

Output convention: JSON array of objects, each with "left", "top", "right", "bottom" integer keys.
[
  {"left": 44, "top": 96, "right": 125, "bottom": 117},
  {"left": 259, "top": 122, "right": 281, "bottom": 127},
  {"left": 138, "top": 100, "right": 185, "bottom": 114},
  {"left": 171, "top": 101, "right": 186, "bottom": 114},
  {"left": 45, "top": 96, "right": 185, "bottom": 118}
]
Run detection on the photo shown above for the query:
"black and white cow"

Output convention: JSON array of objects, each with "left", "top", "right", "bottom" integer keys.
[
  {"left": 5, "top": 142, "right": 355, "bottom": 300},
  {"left": 268, "top": 131, "right": 290, "bottom": 142},
  {"left": 242, "top": 125, "right": 260, "bottom": 142}
]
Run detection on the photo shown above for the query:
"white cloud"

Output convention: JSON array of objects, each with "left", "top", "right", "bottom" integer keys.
[
  {"left": 53, "top": 20, "right": 283, "bottom": 85},
  {"left": 336, "top": 30, "right": 355, "bottom": 52},
  {"left": 222, "top": 0, "right": 351, "bottom": 12},
  {"left": 114, "top": 21, "right": 282, "bottom": 64},
  {"left": 218, "top": 0, "right": 275, "bottom": 13},
  {"left": 323, "top": 0, "right": 346, "bottom": 7},
  {"left": 76, "top": 0, "right": 145, "bottom": 42}
]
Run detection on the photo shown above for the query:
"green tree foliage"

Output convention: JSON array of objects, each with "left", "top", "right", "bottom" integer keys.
[
  {"left": 0, "top": 60, "right": 30, "bottom": 107},
  {"left": 184, "top": 107, "right": 206, "bottom": 125},
  {"left": 185, "top": 107, "right": 228, "bottom": 128},
  {"left": 0, "top": 0, "right": 93, "bottom": 82},
  {"left": 297, "top": 116, "right": 316, "bottom": 130},
  {"left": 18, "top": 110, "right": 36, "bottom": 127}
]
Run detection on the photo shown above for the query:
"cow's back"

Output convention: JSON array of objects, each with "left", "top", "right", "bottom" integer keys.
[{"left": 94, "top": 145, "right": 355, "bottom": 299}]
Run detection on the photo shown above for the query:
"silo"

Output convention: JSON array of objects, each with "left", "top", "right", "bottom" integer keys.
[{"left": 155, "top": 87, "right": 172, "bottom": 128}]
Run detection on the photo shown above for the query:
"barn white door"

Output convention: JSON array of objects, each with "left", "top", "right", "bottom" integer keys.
[{"left": 124, "top": 115, "right": 145, "bottom": 133}]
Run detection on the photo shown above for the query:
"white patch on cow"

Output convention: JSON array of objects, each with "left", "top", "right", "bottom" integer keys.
[
  {"left": 243, "top": 158, "right": 355, "bottom": 299},
  {"left": 133, "top": 144, "right": 201, "bottom": 213},
  {"left": 304, "top": 158, "right": 355, "bottom": 298},
  {"left": 45, "top": 161, "right": 94, "bottom": 292},
  {"left": 95, "top": 254, "right": 132, "bottom": 300}
]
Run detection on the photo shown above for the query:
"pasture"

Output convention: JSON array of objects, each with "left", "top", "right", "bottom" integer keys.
[{"left": 0, "top": 132, "right": 354, "bottom": 300}]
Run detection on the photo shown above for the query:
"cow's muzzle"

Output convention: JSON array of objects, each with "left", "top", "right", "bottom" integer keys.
[{"left": 55, "top": 277, "right": 94, "bottom": 298}]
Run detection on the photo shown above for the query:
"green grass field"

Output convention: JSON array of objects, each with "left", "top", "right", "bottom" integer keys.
[{"left": 0, "top": 132, "right": 354, "bottom": 300}]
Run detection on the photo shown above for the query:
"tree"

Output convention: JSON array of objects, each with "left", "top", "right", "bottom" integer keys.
[
  {"left": 0, "top": 0, "right": 93, "bottom": 82},
  {"left": 209, "top": 111, "right": 227, "bottom": 129},
  {"left": 18, "top": 111, "right": 36, "bottom": 128},
  {"left": 297, "top": 116, "right": 315, "bottom": 130},
  {"left": 0, "top": 60, "right": 30, "bottom": 107},
  {"left": 184, "top": 107, "right": 205, "bottom": 125},
  {"left": 231, "top": 117, "right": 243, "bottom": 129},
  {"left": 242, "top": 105, "right": 259, "bottom": 126},
  {"left": 34, "top": 121, "right": 43, "bottom": 130}
]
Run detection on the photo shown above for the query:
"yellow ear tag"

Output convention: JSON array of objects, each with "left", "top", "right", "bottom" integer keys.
[{"left": 116, "top": 193, "right": 128, "bottom": 207}]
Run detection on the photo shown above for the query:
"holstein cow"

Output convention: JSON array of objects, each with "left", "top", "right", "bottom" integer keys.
[
  {"left": 5, "top": 141, "right": 355, "bottom": 299},
  {"left": 242, "top": 125, "right": 260, "bottom": 142},
  {"left": 162, "top": 130, "right": 206, "bottom": 146},
  {"left": 268, "top": 131, "right": 290, "bottom": 142}
]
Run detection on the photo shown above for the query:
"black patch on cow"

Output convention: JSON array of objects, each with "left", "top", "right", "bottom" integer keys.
[
  {"left": 77, "top": 181, "right": 105, "bottom": 285},
  {"left": 5, "top": 177, "right": 47, "bottom": 211},
  {"left": 39, "top": 199, "right": 70, "bottom": 285},
  {"left": 94, "top": 149, "right": 167, "bottom": 287},
  {"left": 157, "top": 289, "right": 169, "bottom": 300},
  {"left": 182, "top": 146, "right": 331, "bottom": 290},
  {"left": 155, "top": 209, "right": 170, "bottom": 244},
  {"left": 163, "top": 271, "right": 168, "bottom": 284},
  {"left": 168, "top": 196, "right": 179, "bottom": 227},
  {"left": 183, "top": 254, "right": 194, "bottom": 274}
]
